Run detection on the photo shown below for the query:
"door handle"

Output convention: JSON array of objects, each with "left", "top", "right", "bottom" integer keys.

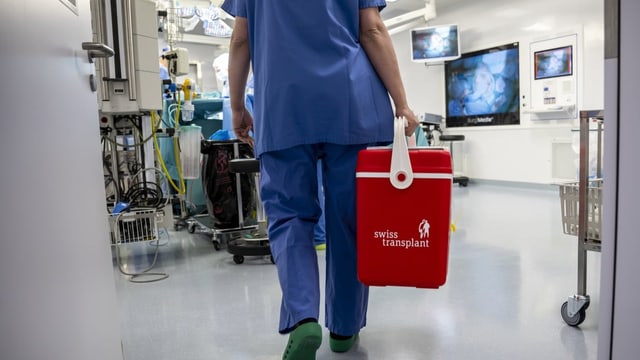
[
  {"left": 82, "top": 42, "right": 114, "bottom": 92},
  {"left": 82, "top": 42, "right": 114, "bottom": 63}
]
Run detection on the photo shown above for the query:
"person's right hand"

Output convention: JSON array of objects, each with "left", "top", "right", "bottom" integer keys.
[
  {"left": 232, "top": 107, "right": 254, "bottom": 148},
  {"left": 396, "top": 107, "right": 420, "bottom": 137}
]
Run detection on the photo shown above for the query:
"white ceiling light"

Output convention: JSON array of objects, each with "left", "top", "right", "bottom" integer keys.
[
  {"left": 388, "top": 18, "right": 425, "bottom": 36},
  {"left": 383, "top": 0, "right": 436, "bottom": 29}
]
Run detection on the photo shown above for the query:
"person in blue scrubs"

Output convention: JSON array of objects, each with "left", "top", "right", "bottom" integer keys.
[
  {"left": 159, "top": 53, "right": 172, "bottom": 99},
  {"left": 221, "top": 1, "right": 419, "bottom": 359}
]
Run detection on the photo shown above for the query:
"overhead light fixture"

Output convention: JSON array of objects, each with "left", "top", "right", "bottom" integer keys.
[
  {"left": 383, "top": 1, "right": 436, "bottom": 31},
  {"left": 388, "top": 18, "right": 425, "bottom": 36}
]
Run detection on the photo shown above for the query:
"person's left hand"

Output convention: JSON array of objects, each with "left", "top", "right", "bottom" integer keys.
[
  {"left": 232, "top": 107, "right": 254, "bottom": 148},
  {"left": 396, "top": 107, "right": 420, "bottom": 137}
]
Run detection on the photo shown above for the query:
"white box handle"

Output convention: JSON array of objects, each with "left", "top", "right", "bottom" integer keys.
[{"left": 390, "top": 117, "right": 413, "bottom": 190}]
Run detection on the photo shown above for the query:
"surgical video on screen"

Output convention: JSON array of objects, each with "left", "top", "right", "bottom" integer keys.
[
  {"left": 412, "top": 26, "right": 459, "bottom": 61},
  {"left": 534, "top": 46, "right": 572, "bottom": 80},
  {"left": 445, "top": 46, "right": 519, "bottom": 118}
]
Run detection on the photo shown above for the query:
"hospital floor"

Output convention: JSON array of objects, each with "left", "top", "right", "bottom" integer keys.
[{"left": 113, "top": 182, "right": 601, "bottom": 360}]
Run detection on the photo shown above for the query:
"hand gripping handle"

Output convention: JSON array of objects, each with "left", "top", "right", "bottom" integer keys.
[{"left": 390, "top": 117, "right": 413, "bottom": 190}]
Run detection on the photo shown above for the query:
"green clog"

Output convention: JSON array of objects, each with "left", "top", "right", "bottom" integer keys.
[
  {"left": 329, "top": 333, "right": 359, "bottom": 353},
  {"left": 282, "top": 322, "right": 322, "bottom": 360}
]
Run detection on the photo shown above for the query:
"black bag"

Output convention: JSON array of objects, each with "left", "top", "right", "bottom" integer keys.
[{"left": 201, "top": 140, "right": 256, "bottom": 229}]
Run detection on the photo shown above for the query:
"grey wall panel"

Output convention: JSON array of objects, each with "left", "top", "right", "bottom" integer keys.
[{"left": 610, "top": 0, "right": 640, "bottom": 358}]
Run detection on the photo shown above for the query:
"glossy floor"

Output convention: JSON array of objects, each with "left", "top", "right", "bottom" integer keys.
[{"left": 113, "top": 182, "right": 601, "bottom": 360}]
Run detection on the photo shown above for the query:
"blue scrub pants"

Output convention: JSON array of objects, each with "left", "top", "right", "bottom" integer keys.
[
  {"left": 313, "top": 160, "right": 326, "bottom": 246},
  {"left": 259, "top": 143, "right": 369, "bottom": 336}
]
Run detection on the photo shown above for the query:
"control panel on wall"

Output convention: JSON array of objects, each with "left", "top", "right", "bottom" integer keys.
[{"left": 529, "top": 33, "right": 578, "bottom": 119}]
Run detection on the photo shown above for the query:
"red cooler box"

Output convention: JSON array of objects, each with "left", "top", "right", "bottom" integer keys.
[{"left": 356, "top": 140, "right": 452, "bottom": 288}]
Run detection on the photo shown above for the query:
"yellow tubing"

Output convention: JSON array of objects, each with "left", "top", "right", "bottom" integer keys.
[
  {"left": 151, "top": 111, "right": 186, "bottom": 194},
  {"left": 175, "top": 91, "right": 181, "bottom": 127}
]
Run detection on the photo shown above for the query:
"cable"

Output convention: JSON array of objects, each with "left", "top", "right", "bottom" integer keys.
[
  {"left": 116, "top": 241, "right": 169, "bottom": 283},
  {"left": 102, "top": 136, "right": 122, "bottom": 203},
  {"left": 175, "top": 90, "right": 182, "bottom": 126},
  {"left": 161, "top": 112, "right": 174, "bottom": 128},
  {"left": 166, "top": 103, "right": 179, "bottom": 128},
  {"left": 101, "top": 114, "right": 161, "bottom": 148},
  {"left": 113, "top": 218, "right": 169, "bottom": 283},
  {"left": 123, "top": 182, "right": 164, "bottom": 209},
  {"left": 130, "top": 167, "right": 172, "bottom": 208},
  {"left": 149, "top": 227, "right": 171, "bottom": 247},
  {"left": 152, "top": 111, "right": 187, "bottom": 194},
  {"left": 116, "top": 167, "right": 173, "bottom": 211}
]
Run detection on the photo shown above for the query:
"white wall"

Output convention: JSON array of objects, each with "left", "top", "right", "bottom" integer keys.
[{"left": 392, "top": 0, "right": 604, "bottom": 184}]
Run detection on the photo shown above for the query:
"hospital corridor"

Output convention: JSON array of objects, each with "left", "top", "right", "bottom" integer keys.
[{"left": 2, "top": 0, "right": 639, "bottom": 359}]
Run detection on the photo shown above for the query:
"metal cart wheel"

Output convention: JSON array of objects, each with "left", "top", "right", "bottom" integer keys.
[
  {"left": 187, "top": 223, "right": 197, "bottom": 234},
  {"left": 213, "top": 241, "right": 221, "bottom": 251},
  {"left": 233, "top": 255, "right": 245, "bottom": 264},
  {"left": 561, "top": 301, "right": 586, "bottom": 326}
]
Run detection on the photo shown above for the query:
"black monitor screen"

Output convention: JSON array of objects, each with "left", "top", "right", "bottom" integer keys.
[
  {"left": 445, "top": 42, "right": 520, "bottom": 127},
  {"left": 411, "top": 24, "right": 460, "bottom": 63},
  {"left": 534, "top": 45, "right": 572, "bottom": 80}
]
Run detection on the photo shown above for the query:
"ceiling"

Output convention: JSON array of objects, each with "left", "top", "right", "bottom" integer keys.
[
  {"left": 383, "top": 0, "right": 466, "bottom": 21},
  {"left": 202, "top": 0, "right": 464, "bottom": 21},
  {"left": 178, "top": 0, "right": 469, "bottom": 37},
  {"left": 383, "top": 0, "right": 429, "bottom": 20},
  {"left": 186, "top": 0, "right": 464, "bottom": 23}
]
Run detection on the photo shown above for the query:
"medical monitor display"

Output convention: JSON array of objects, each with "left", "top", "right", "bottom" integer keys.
[
  {"left": 411, "top": 24, "right": 460, "bottom": 63},
  {"left": 534, "top": 45, "right": 573, "bottom": 80},
  {"left": 445, "top": 42, "right": 520, "bottom": 127}
]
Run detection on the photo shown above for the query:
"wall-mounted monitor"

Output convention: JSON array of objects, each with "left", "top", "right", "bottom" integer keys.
[
  {"left": 411, "top": 24, "right": 461, "bottom": 63},
  {"left": 445, "top": 42, "right": 520, "bottom": 127},
  {"left": 534, "top": 45, "right": 573, "bottom": 80}
]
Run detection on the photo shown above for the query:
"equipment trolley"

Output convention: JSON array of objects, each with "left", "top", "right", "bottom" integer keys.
[
  {"left": 187, "top": 140, "right": 272, "bottom": 264},
  {"left": 558, "top": 109, "right": 603, "bottom": 326},
  {"left": 186, "top": 140, "right": 257, "bottom": 250}
]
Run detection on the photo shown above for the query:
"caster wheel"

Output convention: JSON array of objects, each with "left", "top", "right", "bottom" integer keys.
[
  {"left": 187, "top": 223, "right": 196, "bottom": 234},
  {"left": 270, "top": 255, "right": 275, "bottom": 264},
  {"left": 233, "top": 255, "right": 245, "bottom": 264},
  {"left": 213, "top": 242, "right": 221, "bottom": 251},
  {"left": 460, "top": 181, "right": 468, "bottom": 187},
  {"left": 561, "top": 301, "right": 586, "bottom": 326}
]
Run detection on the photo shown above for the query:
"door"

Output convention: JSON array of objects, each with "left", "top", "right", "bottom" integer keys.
[
  {"left": 599, "top": 0, "right": 640, "bottom": 358},
  {"left": 0, "top": 1, "right": 123, "bottom": 360}
]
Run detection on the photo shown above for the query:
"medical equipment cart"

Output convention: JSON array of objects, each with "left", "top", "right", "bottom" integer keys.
[
  {"left": 187, "top": 140, "right": 272, "bottom": 264},
  {"left": 439, "top": 134, "right": 468, "bottom": 187},
  {"left": 226, "top": 158, "right": 273, "bottom": 265},
  {"left": 558, "top": 109, "right": 603, "bottom": 326}
]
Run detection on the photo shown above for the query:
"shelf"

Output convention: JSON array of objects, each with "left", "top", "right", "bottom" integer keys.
[{"left": 525, "top": 105, "right": 576, "bottom": 115}]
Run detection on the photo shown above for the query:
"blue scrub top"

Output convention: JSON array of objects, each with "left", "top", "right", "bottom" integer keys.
[{"left": 221, "top": 0, "right": 394, "bottom": 156}]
